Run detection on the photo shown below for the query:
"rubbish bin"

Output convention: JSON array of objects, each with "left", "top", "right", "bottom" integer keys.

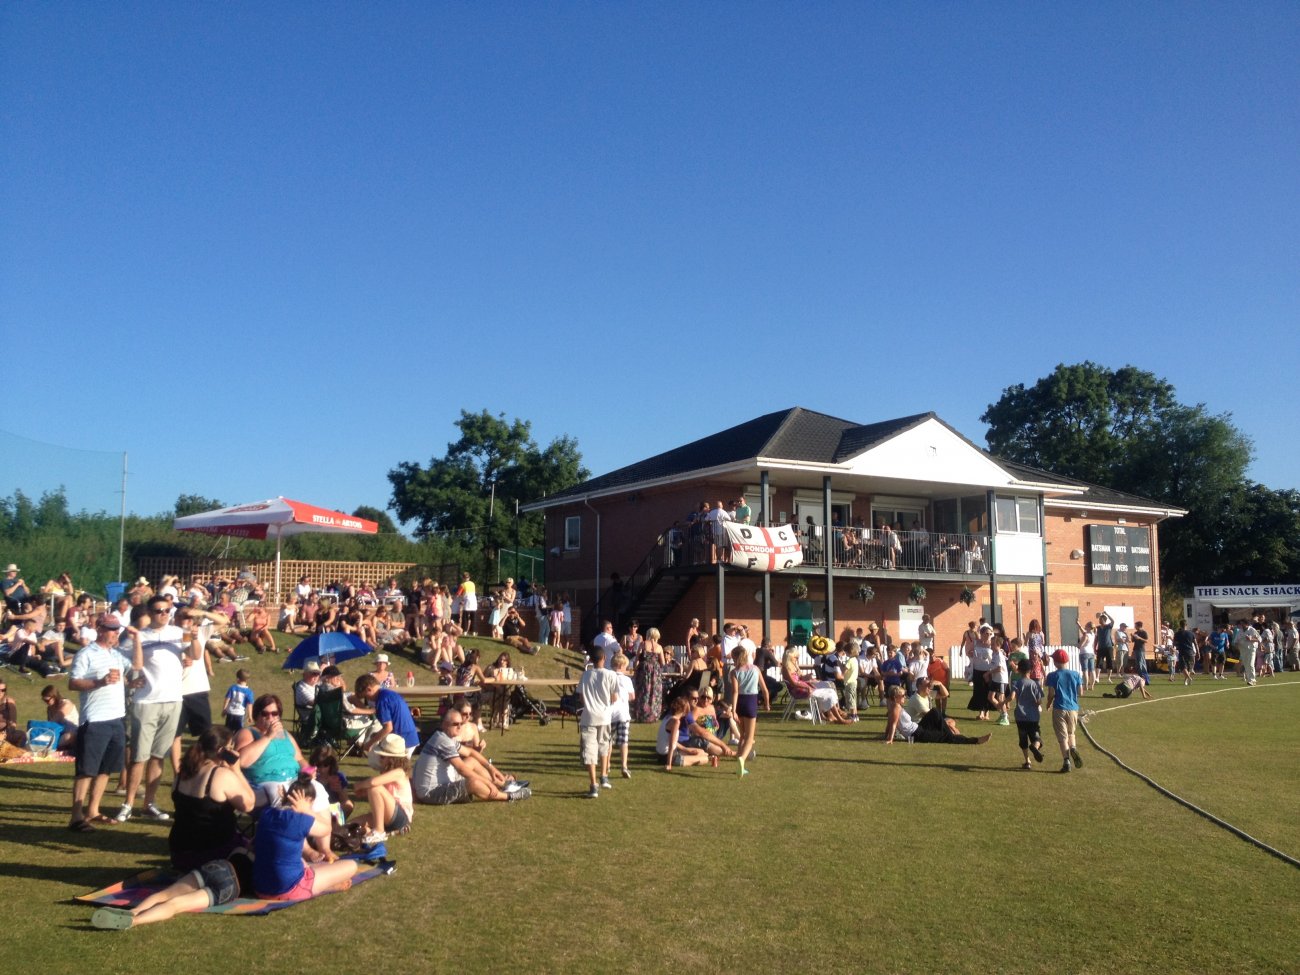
[{"left": 105, "top": 582, "right": 127, "bottom": 605}]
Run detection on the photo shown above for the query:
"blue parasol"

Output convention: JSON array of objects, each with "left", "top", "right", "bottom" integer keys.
[{"left": 282, "top": 632, "right": 374, "bottom": 671}]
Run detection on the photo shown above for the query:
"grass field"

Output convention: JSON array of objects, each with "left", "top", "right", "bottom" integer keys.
[{"left": 3, "top": 634, "right": 1300, "bottom": 975}]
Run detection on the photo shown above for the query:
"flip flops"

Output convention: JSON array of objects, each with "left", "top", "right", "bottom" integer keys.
[
  {"left": 68, "top": 820, "right": 96, "bottom": 833},
  {"left": 91, "top": 907, "right": 135, "bottom": 930}
]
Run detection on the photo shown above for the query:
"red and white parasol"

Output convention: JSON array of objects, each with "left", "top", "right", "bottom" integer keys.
[{"left": 173, "top": 497, "right": 378, "bottom": 598}]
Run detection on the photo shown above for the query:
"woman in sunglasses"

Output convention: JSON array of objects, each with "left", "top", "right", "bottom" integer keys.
[{"left": 231, "top": 693, "right": 305, "bottom": 807}]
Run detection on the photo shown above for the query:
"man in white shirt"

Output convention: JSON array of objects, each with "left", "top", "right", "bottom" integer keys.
[
  {"left": 578, "top": 646, "right": 621, "bottom": 798},
  {"left": 66, "top": 614, "right": 134, "bottom": 831},
  {"left": 114, "top": 598, "right": 201, "bottom": 822},
  {"left": 592, "top": 620, "right": 620, "bottom": 668}
]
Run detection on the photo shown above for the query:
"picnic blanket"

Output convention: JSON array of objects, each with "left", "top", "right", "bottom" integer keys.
[{"left": 75, "top": 856, "right": 392, "bottom": 917}]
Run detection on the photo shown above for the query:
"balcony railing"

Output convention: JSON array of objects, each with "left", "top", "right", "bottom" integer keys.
[{"left": 669, "top": 524, "right": 990, "bottom": 575}]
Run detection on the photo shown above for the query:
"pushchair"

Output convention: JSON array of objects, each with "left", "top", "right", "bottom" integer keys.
[{"left": 509, "top": 685, "right": 550, "bottom": 726}]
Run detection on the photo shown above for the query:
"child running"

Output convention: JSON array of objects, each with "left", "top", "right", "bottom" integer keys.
[{"left": 1009, "top": 659, "right": 1044, "bottom": 770}]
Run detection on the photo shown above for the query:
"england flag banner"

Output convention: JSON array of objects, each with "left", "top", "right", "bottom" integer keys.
[{"left": 724, "top": 523, "right": 804, "bottom": 572}]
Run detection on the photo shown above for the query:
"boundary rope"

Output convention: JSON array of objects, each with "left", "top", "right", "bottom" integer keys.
[{"left": 1078, "top": 680, "right": 1300, "bottom": 870}]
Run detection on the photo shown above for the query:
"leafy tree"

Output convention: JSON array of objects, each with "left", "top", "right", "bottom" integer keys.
[
  {"left": 982, "top": 362, "right": 1257, "bottom": 591},
  {"left": 174, "top": 494, "right": 224, "bottom": 517},
  {"left": 352, "top": 505, "right": 400, "bottom": 536},
  {"left": 388, "top": 409, "right": 588, "bottom": 573}
]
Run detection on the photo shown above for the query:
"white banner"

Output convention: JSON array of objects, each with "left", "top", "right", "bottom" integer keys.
[
  {"left": 724, "top": 523, "right": 804, "bottom": 572},
  {"left": 898, "top": 605, "right": 924, "bottom": 640}
]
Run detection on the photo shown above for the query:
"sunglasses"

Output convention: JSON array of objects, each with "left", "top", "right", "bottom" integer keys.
[{"left": 261, "top": 710, "right": 280, "bottom": 717}]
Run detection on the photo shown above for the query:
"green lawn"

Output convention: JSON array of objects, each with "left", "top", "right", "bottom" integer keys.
[{"left": 3, "top": 637, "right": 1300, "bottom": 974}]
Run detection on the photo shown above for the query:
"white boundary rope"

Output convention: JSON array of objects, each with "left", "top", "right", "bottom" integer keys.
[{"left": 1079, "top": 680, "right": 1300, "bottom": 870}]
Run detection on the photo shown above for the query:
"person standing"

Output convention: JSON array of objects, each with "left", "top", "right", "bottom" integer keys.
[
  {"left": 1043, "top": 649, "right": 1084, "bottom": 774},
  {"left": 728, "top": 640, "right": 769, "bottom": 777},
  {"left": 67, "top": 614, "right": 134, "bottom": 830},
  {"left": 455, "top": 572, "right": 477, "bottom": 634},
  {"left": 1094, "top": 613, "right": 1116, "bottom": 684},
  {"left": 1009, "top": 659, "right": 1044, "bottom": 770},
  {"left": 1174, "top": 621, "right": 1199, "bottom": 686},
  {"left": 1130, "top": 621, "right": 1150, "bottom": 684},
  {"left": 116, "top": 599, "right": 203, "bottom": 822},
  {"left": 578, "top": 645, "right": 621, "bottom": 798}
]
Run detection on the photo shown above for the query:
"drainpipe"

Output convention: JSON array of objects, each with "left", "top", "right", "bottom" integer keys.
[
  {"left": 716, "top": 561, "right": 725, "bottom": 639},
  {"left": 823, "top": 475, "right": 834, "bottom": 637},
  {"left": 583, "top": 497, "right": 601, "bottom": 627},
  {"left": 986, "top": 489, "right": 998, "bottom": 626},
  {"left": 1038, "top": 494, "right": 1050, "bottom": 643},
  {"left": 761, "top": 470, "right": 771, "bottom": 644}
]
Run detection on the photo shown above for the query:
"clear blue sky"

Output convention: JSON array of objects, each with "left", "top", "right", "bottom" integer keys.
[{"left": 3, "top": 2, "right": 1297, "bottom": 521}]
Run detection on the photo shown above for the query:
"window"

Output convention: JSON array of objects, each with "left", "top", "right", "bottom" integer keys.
[
  {"left": 995, "top": 496, "right": 1040, "bottom": 535},
  {"left": 564, "top": 516, "right": 581, "bottom": 550}
]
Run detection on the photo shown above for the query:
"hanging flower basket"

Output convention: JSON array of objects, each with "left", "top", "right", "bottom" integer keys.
[
  {"left": 959, "top": 586, "right": 976, "bottom": 606},
  {"left": 852, "top": 584, "right": 875, "bottom": 603},
  {"left": 909, "top": 583, "right": 927, "bottom": 605},
  {"left": 789, "top": 577, "right": 809, "bottom": 599}
]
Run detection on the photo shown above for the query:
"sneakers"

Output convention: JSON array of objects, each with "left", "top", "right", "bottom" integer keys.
[
  {"left": 234, "top": 654, "right": 249, "bottom": 662},
  {"left": 620, "top": 768, "right": 632, "bottom": 779},
  {"left": 376, "top": 859, "right": 398, "bottom": 875},
  {"left": 599, "top": 776, "right": 612, "bottom": 790},
  {"left": 91, "top": 907, "right": 135, "bottom": 931},
  {"left": 585, "top": 786, "right": 599, "bottom": 799},
  {"left": 795, "top": 709, "right": 811, "bottom": 720},
  {"left": 996, "top": 714, "right": 1010, "bottom": 726},
  {"left": 503, "top": 780, "right": 530, "bottom": 795},
  {"left": 1060, "top": 762, "right": 1072, "bottom": 773},
  {"left": 1069, "top": 747, "right": 1083, "bottom": 769},
  {"left": 142, "top": 803, "right": 171, "bottom": 821},
  {"left": 506, "top": 786, "right": 532, "bottom": 802},
  {"left": 1021, "top": 761, "right": 1032, "bottom": 770},
  {"left": 113, "top": 804, "right": 133, "bottom": 824},
  {"left": 1029, "top": 743, "right": 1043, "bottom": 763}
]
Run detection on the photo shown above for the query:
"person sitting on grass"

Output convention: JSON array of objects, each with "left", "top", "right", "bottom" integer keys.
[
  {"left": 656, "top": 696, "right": 711, "bottom": 770},
  {"left": 883, "top": 685, "right": 990, "bottom": 745},
  {"left": 309, "top": 743, "right": 354, "bottom": 819},
  {"left": 169, "top": 726, "right": 256, "bottom": 871},
  {"left": 904, "top": 676, "right": 949, "bottom": 722},
  {"left": 412, "top": 709, "right": 530, "bottom": 805},
  {"left": 244, "top": 603, "right": 276, "bottom": 654},
  {"left": 91, "top": 857, "right": 247, "bottom": 930},
  {"left": 252, "top": 774, "right": 371, "bottom": 901},
  {"left": 686, "top": 689, "right": 737, "bottom": 759},
  {"left": 42, "top": 685, "right": 79, "bottom": 750},
  {"left": 353, "top": 733, "right": 414, "bottom": 845}
]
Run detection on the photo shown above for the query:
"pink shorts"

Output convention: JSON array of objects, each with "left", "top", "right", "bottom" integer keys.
[{"left": 259, "top": 865, "right": 315, "bottom": 902}]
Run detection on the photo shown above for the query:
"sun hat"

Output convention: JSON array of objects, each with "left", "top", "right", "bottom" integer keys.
[
  {"left": 371, "top": 733, "right": 407, "bottom": 759},
  {"left": 375, "top": 653, "right": 389, "bottom": 664},
  {"left": 437, "top": 661, "right": 454, "bottom": 671},
  {"left": 303, "top": 660, "right": 322, "bottom": 673},
  {"left": 4, "top": 564, "right": 17, "bottom": 573}
]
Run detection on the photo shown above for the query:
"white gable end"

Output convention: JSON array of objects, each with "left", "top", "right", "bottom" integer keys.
[{"left": 841, "top": 418, "right": 1016, "bottom": 489}]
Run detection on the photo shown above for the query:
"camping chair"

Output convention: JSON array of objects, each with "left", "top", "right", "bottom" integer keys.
[{"left": 310, "top": 687, "right": 366, "bottom": 758}]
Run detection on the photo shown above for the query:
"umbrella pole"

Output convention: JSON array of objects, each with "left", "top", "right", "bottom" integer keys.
[{"left": 275, "top": 529, "right": 283, "bottom": 605}]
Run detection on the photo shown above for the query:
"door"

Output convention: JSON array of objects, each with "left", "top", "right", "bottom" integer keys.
[{"left": 1059, "top": 606, "right": 1078, "bottom": 649}]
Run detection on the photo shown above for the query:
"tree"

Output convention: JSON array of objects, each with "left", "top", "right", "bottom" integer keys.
[
  {"left": 982, "top": 362, "right": 1255, "bottom": 592},
  {"left": 352, "top": 505, "right": 400, "bottom": 536},
  {"left": 982, "top": 362, "right": 1178, "bottom": 486},
  {"left": 387, "top": 409, "right": 588, "bottom": 574},
  {"left": 174, "top": 494, "right": 224, "bottom": 517}
]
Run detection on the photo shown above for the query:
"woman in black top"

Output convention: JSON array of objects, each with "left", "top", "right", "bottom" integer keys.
[{"left": 169, "top": 726, "right": 256, "bottom": 871}]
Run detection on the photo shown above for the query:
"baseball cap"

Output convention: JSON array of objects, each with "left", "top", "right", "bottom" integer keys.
[
  {"left": 1051, "top": 649, "right": 1069, "bottom": 665},
  {"left": 95, "top": 612, "right": 122, "bottom": 630}
]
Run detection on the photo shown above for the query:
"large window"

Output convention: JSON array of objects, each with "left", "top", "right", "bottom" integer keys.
[
  {"left": 994, "top": 496, "right": 1040, "bottom": 535},
  {"left": 564, "top": 515, "right": 581, "bottom": 550}
]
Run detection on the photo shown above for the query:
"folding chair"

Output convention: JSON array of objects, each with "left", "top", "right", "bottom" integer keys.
[{"left": 309, "top": 687, "right": 367, "bottom": 759}]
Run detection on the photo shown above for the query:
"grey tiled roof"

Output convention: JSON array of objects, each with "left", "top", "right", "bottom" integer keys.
[
  {"left": 534, "top": 407, "right": 936, "bottom": 504},
  {"left": 530, "top": 406, "right": 1185, "bottom": 515}
]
